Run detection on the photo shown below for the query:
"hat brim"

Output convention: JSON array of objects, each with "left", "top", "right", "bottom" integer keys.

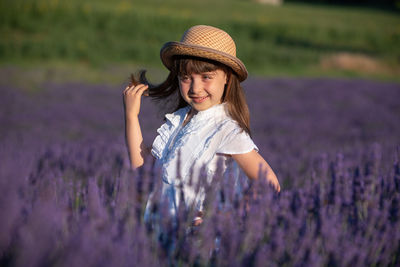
[{"left": 160, "top": 42, "right": 248, "bottom": 82}]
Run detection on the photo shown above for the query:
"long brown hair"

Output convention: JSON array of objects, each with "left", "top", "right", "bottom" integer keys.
[{"left": 130, "top": 56, "right": 251, "bottom": 135}]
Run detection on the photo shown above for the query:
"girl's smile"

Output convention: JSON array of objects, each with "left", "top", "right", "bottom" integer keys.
[
  {"left": 179, "top": 69, "right": 227, "bottom": 112},
  {"left": 190, "top": 95, "right": 209, "bottom": 103}
]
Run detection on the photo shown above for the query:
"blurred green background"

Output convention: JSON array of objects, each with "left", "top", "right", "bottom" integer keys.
[{"left": 1, "top": 0, "right": 400, "bottom": 86}]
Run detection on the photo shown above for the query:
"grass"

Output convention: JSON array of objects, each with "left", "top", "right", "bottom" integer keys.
[{"left": 1, "top": 0, "right": 400, "bottom": 85}]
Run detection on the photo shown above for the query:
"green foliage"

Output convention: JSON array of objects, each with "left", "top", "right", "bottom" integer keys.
[
  {"left": 1, "top": 0, "right": 399, "bottom": 79},
  {"left": 286, "top": 0, "right": 400, "bottom": 10}
]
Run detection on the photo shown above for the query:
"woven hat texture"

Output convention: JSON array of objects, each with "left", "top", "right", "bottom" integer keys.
[{"left": 160, "top": 25, "right": 248, "bottom": 81}]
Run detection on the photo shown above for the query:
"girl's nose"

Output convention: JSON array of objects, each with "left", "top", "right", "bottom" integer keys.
[{"left": 190, "top": 78, "right": 202, "bottom": 94}]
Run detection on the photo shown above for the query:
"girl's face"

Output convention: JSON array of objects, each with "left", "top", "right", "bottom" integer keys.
[{"left": 178, "top": 69, "right": 227, "bottom": 113}]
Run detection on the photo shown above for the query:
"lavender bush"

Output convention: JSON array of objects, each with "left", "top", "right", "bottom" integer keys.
[{"left": 0, "top": 78, "right": 399, "bottom": 266}]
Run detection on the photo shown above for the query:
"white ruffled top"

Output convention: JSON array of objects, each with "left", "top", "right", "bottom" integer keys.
[{"left": 150, "top": 103, "right": 258, "bottom": 213}]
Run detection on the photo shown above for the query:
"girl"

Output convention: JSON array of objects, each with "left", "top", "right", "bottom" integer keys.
[{"left": 123, "top": 25, "right": 280, "bottom": 225}]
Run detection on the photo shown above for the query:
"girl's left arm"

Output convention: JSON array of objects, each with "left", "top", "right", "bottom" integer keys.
[{"left": 232, "top": 150, "right": 281, "bottom": 192}]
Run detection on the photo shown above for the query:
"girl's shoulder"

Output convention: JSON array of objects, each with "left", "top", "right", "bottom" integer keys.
[
  {"left": 213, "top": 105, "right": 242, "bottom": 131},
  {"left": 216, "top": 116, "right": 258, "bottom": 155}
]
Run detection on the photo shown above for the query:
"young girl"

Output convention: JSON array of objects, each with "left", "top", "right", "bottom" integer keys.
[{"left": 123, "top": 25, "right": 280, "bottom": 225}]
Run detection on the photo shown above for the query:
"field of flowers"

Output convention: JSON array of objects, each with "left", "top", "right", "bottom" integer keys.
[{"left": 0, "top": 78, "right": 399, "bottom": 266}]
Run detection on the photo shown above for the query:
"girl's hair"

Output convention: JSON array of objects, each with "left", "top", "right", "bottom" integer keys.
[{"left": 130, "top": 56, "right": 251, "bottom": 135}]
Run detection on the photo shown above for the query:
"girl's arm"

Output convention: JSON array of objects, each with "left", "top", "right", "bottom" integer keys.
[
  {"left": 123, "top": 83, "right": 149, "bottom": 169},
  {"left": 232, "top": 150, "right": 281, "bottom": 192}
]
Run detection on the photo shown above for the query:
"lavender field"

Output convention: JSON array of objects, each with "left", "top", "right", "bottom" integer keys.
[{"left": 1, "top": 78, "right": 399, "bottom": 266}]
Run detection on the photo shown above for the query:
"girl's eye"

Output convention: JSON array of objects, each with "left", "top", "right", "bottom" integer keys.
[
  {"left": 202, "top": 74, "right": 212, "bottom": 80},
  {"left": 179, "top": 76, "right": 190, "bottom": 82}
]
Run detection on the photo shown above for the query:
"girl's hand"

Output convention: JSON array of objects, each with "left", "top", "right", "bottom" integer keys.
[
  {"left": 123, "top": 83, "right": 149, "bottom": 118},
  {"left": 192, "top": 211, "right": 203, "bottom": 226}
]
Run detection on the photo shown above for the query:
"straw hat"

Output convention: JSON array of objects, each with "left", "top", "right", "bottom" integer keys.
[{"left": 160, "top": 25, "right": 248, "bottom": 81}]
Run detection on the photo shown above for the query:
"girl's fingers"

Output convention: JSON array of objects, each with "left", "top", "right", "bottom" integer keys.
[
  {"left": 123, "top": 83, "right": 136, "bottom": 92},
  {"left": 123, "top": 85, "right": 133, "bottom": 94},
  {"left": 137, "top": 85, "right": 149, "bottom": 96},
  {"left": 127, "top": 84, "right": 148, "bottom": 97},
  {"left": 123, "top": 84, "right": 148, "bottom": 95}
]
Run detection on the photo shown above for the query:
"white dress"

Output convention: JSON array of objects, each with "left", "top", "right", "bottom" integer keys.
[{"left": 144, "top": 103, "right": 258, "bottom": 221}]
